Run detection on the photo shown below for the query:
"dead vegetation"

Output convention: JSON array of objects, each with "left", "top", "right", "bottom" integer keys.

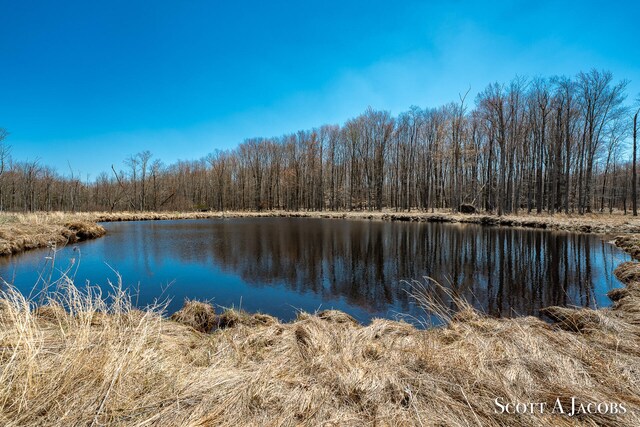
[
  {"left": 615, "top": 235, "right": 640, "bottom": 260},
  {"left": 0, "top": 212, "right": 106, "bottom": 256},
  {"left": 2, "top": 213, "right": 640, "bottom": 425},
  {"left": 2, "top": 210, "right": 639, "bottom": 259},
  {"left": 79, "top": 209, "right": 640, "bottom": 235},
  {"left": 169, "top": 299, "right": 217, "bottom": 332},
  {"left": 1, "top": 247, "right": 640, "bottom": 425}
]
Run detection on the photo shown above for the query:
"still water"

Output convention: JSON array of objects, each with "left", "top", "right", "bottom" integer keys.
[{"left": 0, "top": 218, "right": 631, "bottom": 324}]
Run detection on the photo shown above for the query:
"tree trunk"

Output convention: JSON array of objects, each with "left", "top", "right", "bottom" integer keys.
[{"left": 633, "top": 110, "right": 638, "bottom": 216}]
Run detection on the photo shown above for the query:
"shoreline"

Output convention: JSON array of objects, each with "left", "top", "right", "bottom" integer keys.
[
  {"left": 0, "top": 213, "right": 106, "bottom": 256},
  {"left": 1, "top": 212, "right": 640, "bottom": 424},
  {"left": 87, "top": 209, "right": 640, "bottom": 235},
  {"left": 0, "top": 239, "right": 639, "bottom": 425},
  {"left": 2, "top": 210, "right": 640, "bottom": 258}
]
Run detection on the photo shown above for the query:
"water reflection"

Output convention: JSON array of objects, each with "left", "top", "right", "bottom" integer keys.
[{"left": 0, "top": 218, "right": 629, "bottom": 323}]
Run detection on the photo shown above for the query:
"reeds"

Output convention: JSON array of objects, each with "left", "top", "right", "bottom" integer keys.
[
  {"left": 0, "top": 261, "right": 639, "bottom": 425},
  {"left": 0, "top": 212, "right": 105, "bottom": 256},
  {"left": 2, "top": 213, "right": 640, "bottom": 425}
]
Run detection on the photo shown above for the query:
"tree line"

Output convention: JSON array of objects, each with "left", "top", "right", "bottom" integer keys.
[{"left": 1, "top": 69, "right": 639, "bottom": 215}]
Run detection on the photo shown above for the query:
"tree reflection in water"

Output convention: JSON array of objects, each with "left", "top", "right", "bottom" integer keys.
[
  {"left": 0, "top": 218, "right": 629, "bottom": 323},
  {"left": 123, "top": 218, "right": 627, "bottom": 318}
]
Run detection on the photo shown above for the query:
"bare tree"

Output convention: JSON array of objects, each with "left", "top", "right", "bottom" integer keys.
[
  {"left": 0, "top": 128, "right": 10, "bottom": 211},
  {"left": 138, "top": 151, "right": 153, "bottom": 211},
  {"left": 633, "top": 102, "right": 639, "bottom": 216},
  {"left": 1, "top": 71, "right": 636, "bottom": 215}
]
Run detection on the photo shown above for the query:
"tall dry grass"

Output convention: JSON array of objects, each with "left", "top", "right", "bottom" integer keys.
[
  {"left": 0, "top": 212, "right": 105, "bottom": 256},
  {"left": 2, "top": 213, "right": 640, "bottom": 425},
  {"left": 1, "top": 256, "right": 640, "bottom": 425}
]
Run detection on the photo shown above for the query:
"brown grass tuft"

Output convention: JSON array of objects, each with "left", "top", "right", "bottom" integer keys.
[
  {"left": 317, "top": 309, "right": 358, "bottom": 324},
  {"left": 2, "top": 218, "right": 640, "bottom": 425},
  {"left": 615, "top": 261, "right": 640, "bottom": 284},
  {"left": 63, "top": 221, "right": 107, "bottom": 242},
  {"left": 33, "top": 303, "right": 67, "bottom": 323},
  {"left": 1, "top": 274, "right": 640, "bottom": 425},
  {"left": 214, "top": 308, "right": 278, "bottom": 329},
  {"left": 170, "top": 299, "right": 216, "bottom": 332},
  {"left": 615, "top": 236, "right": 640, "bottom": 260}
]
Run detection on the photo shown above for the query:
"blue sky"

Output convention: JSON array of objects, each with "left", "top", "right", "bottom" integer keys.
[{"left": 1, "top": 0, "right": 639, "bottom": 177}]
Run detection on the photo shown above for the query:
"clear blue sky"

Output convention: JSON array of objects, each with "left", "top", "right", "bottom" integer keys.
[{"left": 1, "top": 0, "right": 639, "bottom": 177}]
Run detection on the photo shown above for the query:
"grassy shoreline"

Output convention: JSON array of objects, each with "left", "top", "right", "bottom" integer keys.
[
  {"left": 73, "top": 209, "right": 640, "bottom": 235},
  {"left": 2, "top": 210, "right": 640, "bottom": 258},
  {"left": 0, "top": 212, "right": 106, "bottom": 256},
  {"left": 0, "top": 237, "right": 638, "bottom": 425},
  {"left": 0, "top": 212, "right": 640, "bottom": 424}
]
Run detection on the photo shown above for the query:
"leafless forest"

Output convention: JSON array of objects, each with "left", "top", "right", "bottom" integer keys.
[{"left": 2, "top": 70, "right": 639, "bottom": 215}]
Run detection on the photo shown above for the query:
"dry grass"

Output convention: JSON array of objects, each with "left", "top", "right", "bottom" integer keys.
[
  {"left": 2, "top": 212, "right": 640, "bottom": 425},
  {"left": 2, "top": 210, "right": 639, "bottom": 258},
  {"left": 615, "top": 236, "right": 640, "bottom": 259},
  {"left": 77, "top": 209, "right": 640, "bottom": 235},
  {"left": 170, "top": 299, "right": 217, "bottom": 333},
  {"left": 69, "top": 209, "right": 640, "bottom": 240},
  {"left": 1, "top": 254, "right": 640, "bottom": 425},
  {"left": 0, "top": 212, "right": 106, "bottom": 256}
]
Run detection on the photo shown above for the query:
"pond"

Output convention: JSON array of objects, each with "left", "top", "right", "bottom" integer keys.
[{"left": 0, "top": 217, "right": 631, "bottom": 324}]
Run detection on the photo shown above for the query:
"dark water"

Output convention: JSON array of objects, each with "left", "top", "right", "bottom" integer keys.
[{"left": 0, "top": 218, "right": 631, "bottom": 324}]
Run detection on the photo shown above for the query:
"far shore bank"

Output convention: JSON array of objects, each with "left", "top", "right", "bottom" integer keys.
[
  {"left": 1, "top": 216, "right": 640, "bottom": 425},
  {"left": 86, "top": 209, "right": 640, "bottom": 234},
  {"left": 1, "top": 209, "right": 640, "bottom": 258}
]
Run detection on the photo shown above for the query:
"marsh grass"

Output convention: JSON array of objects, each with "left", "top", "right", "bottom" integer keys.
[
  {"left": 2, "top": 213, "right": 640, "bottom": 425},
  {"left": 81, "top": 209, "right": 640, "bottom": 236},
  {"left": 0, "top": 212, "right": 105, "bottom": 256},
  {"left": 2, "top": 210, "right": 639, "bottom": 258},
  {"left": 170, "top": 299, "right": 217, "bottom": 332},
  {"left": 0, "top": 258, "right": 639, "bottom": 425}
]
